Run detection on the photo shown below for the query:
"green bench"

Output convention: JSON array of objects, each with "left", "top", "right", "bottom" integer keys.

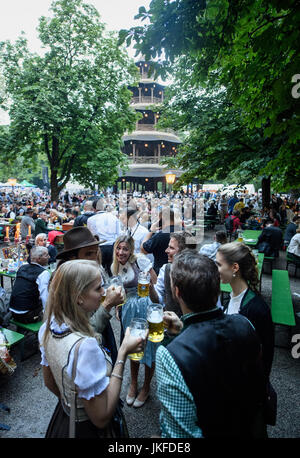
[
  {"left": 271, "top": 270, "right": 296, "bottom": 328},
  {"left": 10, "top": 319, "right": 43, "bottom": 334},
  {"left": 1, "top": 327, "right": 25, "bottom": 348},
  {"left": 10, "top": 319, "right": 43, "bottom": 360},
  {"left": 286, "top": 253, "right": 300, "bottom": 277}
]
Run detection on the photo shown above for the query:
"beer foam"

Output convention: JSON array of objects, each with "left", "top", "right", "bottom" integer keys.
[
  {"left": 130, "top": 328, "right": 146, "bottom": 338},
  {"left": 148, "top": 310, "right": 162, "bottom": 323}
]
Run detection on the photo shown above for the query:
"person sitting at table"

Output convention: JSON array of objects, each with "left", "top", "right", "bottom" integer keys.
[
  {"left": 216, "top": 242, "right": 275, "bottom": 387},
  {"left": 9, "top": 246, "right": 51, "bottom": 323},
  {"left": 34, "top": 211, "right": 50, "bottom": 237},
  {"left": 287, "top": 228, "right": 300, "bottom": 262},
  {"left": 20, "top": 208, "right": 35, "bottom": 240},
  {"left": 284, "top": 216, "right": 300, "bottom": 248},
  {"left": 36, "top": 233, "right": 57, "bottom": 264},
  {"left": 199, "top": 230, "right": 227, "bottom": 261},
  {"left": 256, "top": 219, "right": 283, "bottom": 257}
]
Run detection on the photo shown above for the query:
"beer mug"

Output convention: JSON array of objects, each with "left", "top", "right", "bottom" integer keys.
[
  {"left": 128, "top": 318, "right": 148, "bottom": 361},
  {"left": 138, "top": 271, "right": 150, "bottom": 297},
  {"left": 109, "top": 276, "right": 126, "bottom": 306},
  {"left": 100, "top": 283, "right": 109, "bottom": 303},
  {"left": 147, "top": 303, "right": 164, "bottom": 342},
  {"left": 237, "top": 229, "right": 243, "bottom": 242}
]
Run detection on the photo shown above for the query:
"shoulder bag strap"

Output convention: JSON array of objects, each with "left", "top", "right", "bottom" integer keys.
[{"left": 69, "top": 337, "right": 84, "bottom": 438}]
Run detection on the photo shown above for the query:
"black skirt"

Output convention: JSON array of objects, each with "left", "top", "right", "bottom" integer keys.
[{"left": 46, "top": 400, "right": 129, "bottom": 438}]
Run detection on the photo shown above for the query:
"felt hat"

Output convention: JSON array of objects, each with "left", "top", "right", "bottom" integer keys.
[{"left": 56, "top": 226, "right": 101, "bottom": 259}]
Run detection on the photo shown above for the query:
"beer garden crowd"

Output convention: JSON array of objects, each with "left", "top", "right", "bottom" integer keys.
[{"left": 0, "top": 183, "right": 300, "bottom": 439}]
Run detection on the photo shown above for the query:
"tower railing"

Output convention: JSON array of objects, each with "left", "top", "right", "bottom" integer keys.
[
  {"left": 134, "top": 124, "right": 177, "bottom": 135},
  {"left": 131, "top": 96, "right": 162, "bottom": 104},
  {"left": 128, "top": 156, "right": 161, "bottom": 164}
]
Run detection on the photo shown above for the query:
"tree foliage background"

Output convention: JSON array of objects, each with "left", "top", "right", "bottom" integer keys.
[
  {"left": 121, "top": 0, "right": 300, "bottom": 195},
  {"left": 0, "top": 0, "right": 139, "bottom": 200}
]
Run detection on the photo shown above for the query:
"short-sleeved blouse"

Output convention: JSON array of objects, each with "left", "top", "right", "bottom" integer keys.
[{"left": 39, "top": 318, "right": 110, "bottom": 400}]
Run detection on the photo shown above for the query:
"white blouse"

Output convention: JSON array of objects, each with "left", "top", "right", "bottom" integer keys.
[
  {"left": 38, "top": 319, "right": 109, "bottom": 400},
  {"left": 114, "top": 254, "right": 153, "bottom": 284},
  {"left": 227, "top": 288, "right": 248, "bottom": 315}
]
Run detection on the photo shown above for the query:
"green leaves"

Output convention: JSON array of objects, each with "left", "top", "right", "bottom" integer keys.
[
  {"left": 120, "top": 0, "right": 300, "bottom": 192},
  {"left": 0, "top": 0, "right": 139, "bottom": 199}
]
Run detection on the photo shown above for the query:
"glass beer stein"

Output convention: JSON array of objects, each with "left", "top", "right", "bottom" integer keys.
[
  {"left": 128, "top": 318, "right": 148, "bottom": 361},
  {"left": 138, "top": 271, "right": 150, "bottom": 297},
  {"left": 109, "top": 276, "right": 126, "bottom": 306},
  {"left": 147, "top": 303, "right": 164, "bottom": 343}
]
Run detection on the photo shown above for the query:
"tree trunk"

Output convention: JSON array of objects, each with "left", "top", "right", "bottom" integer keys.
[
  {"left": 50, "top": 169, "right": 60, "bottom": 202},
  {"left": 50, "top": 135, "right": 61, "bottom": 202},
  {"left": 261, "top": 175, "right": 271, "bottom": 209}
]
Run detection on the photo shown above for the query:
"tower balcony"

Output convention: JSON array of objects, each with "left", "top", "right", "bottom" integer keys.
[
  {"left": 134, "top": 123, "right": 177, "bottom": 136},
  {"left": 128, "top": 155, "right": 161, "bottom": 164},
  {"left": 131, "top": 95, "right": 163, "bottom": 105}
]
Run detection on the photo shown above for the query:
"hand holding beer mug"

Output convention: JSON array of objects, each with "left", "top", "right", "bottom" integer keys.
[
  {"left": 128, "top": 318, "right": 148, "bottom": 361},
  {"left": 163, "top": 311, "right": 183, "bottom": 336},
  {"left": 138, "top": 271, "right": 150, "bottom": 297},
  {"left": 147, "top": 303, "right": 164, "bottom": 342},
  {"left": 100, "top": 283, "right": 109, "bottom": 304},
  {"left": 109, "top": 275, "right": 126, "bottom": 306},
  {"left": 102, "top": 284, "right": 124, "bottom": 311}
]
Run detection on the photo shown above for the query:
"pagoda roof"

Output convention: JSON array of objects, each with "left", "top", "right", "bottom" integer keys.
[{"left": 122, "top": 131, "right": 181, "bottom": 144}]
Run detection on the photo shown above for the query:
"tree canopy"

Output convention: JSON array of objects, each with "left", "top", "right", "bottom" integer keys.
[
  {"left": 121, "top": 0, "right": 300, "bottom": 193},
  {"left": 0, "top": 0, "right": 139, "bottom": 200}
]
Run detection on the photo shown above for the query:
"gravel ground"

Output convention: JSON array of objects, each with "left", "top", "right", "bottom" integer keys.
[{"left": 0, "top": 226, "right": 299, "bottom": 439}]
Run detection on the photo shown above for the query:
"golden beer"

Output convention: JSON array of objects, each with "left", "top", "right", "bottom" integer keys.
[
  {"left": 128, "top": 350, "right": 145, "bottom": 361},
  {"left": 138, "top": 280, "right": 150, "bottom": 297},
  {"left": 138, "top": 271, "right": 150, "bottom": 297},
  {"left": 128, "top": 319, "right": 148, "bottom": 361},
  {"left": 147, "top": 307, "right": 164, "bottom": 342}
]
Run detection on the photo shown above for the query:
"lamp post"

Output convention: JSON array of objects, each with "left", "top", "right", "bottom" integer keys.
[
  {"left": 165, "top": 171, "right": 176, "bottom": 194},
  {"left": 7, "top": 178, "right": 17, "bottom": 191}
]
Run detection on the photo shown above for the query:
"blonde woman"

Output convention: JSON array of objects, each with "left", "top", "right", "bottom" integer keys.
[
  {"left": 39, "top": 259, "right": 144, "bottom": 438},
  {"left": 112, "top": 235, "right": 157, "bottom": 408}
]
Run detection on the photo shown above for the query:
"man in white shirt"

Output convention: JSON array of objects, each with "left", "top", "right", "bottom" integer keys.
[
  {"left": 9, "top": 246, "right": 51, "bottom": 323},
  {"left": 287, "top": 230, "right": 300, "bottom": 260},
  {"left": 149, "top": 232, "right": 197, "bottom": 317},
  {"left": 87, "top": 198, "right": 120, "bottom": 275},
  {"left": 120, "top": 207, "right": 154, "bottom": 262}
]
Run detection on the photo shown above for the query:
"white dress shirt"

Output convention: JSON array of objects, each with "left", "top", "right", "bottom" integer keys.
[
  {"left": 287, "top": 233, "right": 300, "bottom": 257},
  {"left": 87, "top": 211, "right": 120, "bottom": 245}
]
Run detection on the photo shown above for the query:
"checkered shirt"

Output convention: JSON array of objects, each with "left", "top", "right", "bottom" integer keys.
[{"left": 156, "top": 344, "right": 203, "bottom": 438}]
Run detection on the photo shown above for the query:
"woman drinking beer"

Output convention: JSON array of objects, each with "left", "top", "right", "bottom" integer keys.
[{"left": 111, "top": 235, "right": 158, "bottom": 408}]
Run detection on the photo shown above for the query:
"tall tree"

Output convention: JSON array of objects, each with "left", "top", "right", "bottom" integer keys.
[
  {"left": 121, "top": 0, "right": 300, "bottom": 194},
  {"left": 0, "top": 0, "right": 139, "bottom": 200}
]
